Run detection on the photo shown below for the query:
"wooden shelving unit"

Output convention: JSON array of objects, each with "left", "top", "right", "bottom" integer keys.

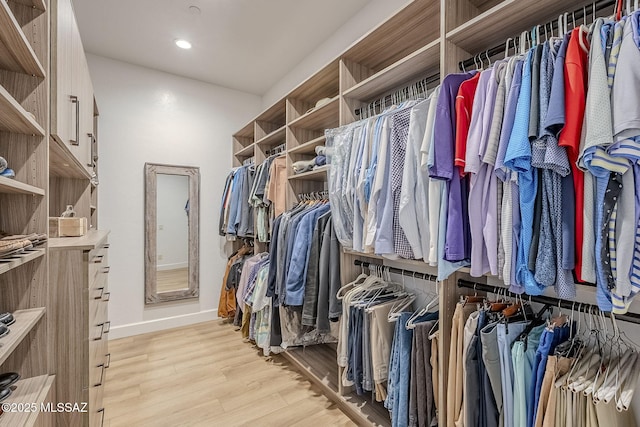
[
  {"left": 0, "top": 248, "right": 45, "bottom": 275},
  {"left": 0, "top": 85, "right": 45, "bottom": 136},
  {"left": 288, "top": 166, "right": 328, "bottom": 182},
  {"left": 289, "top": 135, "right": 326, "bottom": 155},
  {"left": 8, "top": 0, "right": 47, "bottom": 12},
  {"left": 50, "top": 136, "right": 93, "bottom": 179},
  {"left": 288, "top": 96, "right": 339, "bottom": 131},
  {"left": 0, "top": 375, "right": 55, "bottom": 427},
  {"left": 343, "top": 39, "right": 440, "bottom": 101},
  {"left": 255, "top": 125, "right": 286, "bottom": 148},
  {"left": 234, "top": 143, "right": 255, "bottom": 159},
  {"left": 0, "top": 1, "right": 55, "bottom": 425},
  {"left": 0, "top": 308, "right": 46, "bottom": 366},
  {"left": 445, "top": 0, "right": 589, "bottom": 53},
  {"left": 0, "top": 1, "right": 46, "bottom": 77},
  {"left": 0, "top": 177, "right": 45, "bottom": 196}
]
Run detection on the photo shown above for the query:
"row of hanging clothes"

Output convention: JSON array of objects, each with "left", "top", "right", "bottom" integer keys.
[
  {"left": 450, "top": 280, "right": 640, "bottom": 427},
  {"left": 337, "top": 261, "right": 441, "bottom": 427},
  {"left": 219, "top": 148, "right": 287, "bottom": 242},
  {"left": 218, "top": 194, "right": 343, "bottom": 353},
  {"left": 325, "top": 1, "right": 640, "bottom": 313}
]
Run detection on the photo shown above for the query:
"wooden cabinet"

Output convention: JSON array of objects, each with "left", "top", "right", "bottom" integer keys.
[
  {"left": 49, "top": 231, "right": 110, "bottom": 427},
  {"left": 51, "top": 0, "right": 94, "bottom": 175}
]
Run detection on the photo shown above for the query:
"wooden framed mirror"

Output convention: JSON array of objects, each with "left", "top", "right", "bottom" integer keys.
[{"left": 144, "top": 163, "right": 200, "bottom": 304}]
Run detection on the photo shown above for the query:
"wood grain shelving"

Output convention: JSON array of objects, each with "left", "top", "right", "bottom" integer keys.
[
  {"left": 0, "top": 176, "right": 45, "bottom": 196},
  {"left": 289, "top": 135, "right": 326, "bottom": 155},
  {"left": 0, "top": 248, "right": 45, "bottom": 276},
  {"left": 255, "top": 126, "right": 286, "bottom": 148},
  {"left": 0, "top": 0, "right": 46, "bottom": 76},
  {"left": 0, "top": 85, "right": 45, "bottom": 136},
  {"left": 288, "top": 97, "right": 339, "bottom": 131},
  {"left": 233, "top": 121, "right": 254, "bottom": 139},
  {"left": 0, "top": 308, "right": 45, "bottom": 366},
  {"left": 446, "top": 0, "right": 584, "bottom": 53},
  {"left": 7, "top": 0, "right": 47, "bottom": 12},
  {"left": 0, "top": 375, "right": 55, "bottom": 427},
  {"left": 288, "top": 166, "right": 328, "bottom": 181},
  {"left": 282, "top": 345, "right": 390, "bottom": 427},
  {"left": 344, "top": 39, "right": 440, "bottom": 101},
  {"left": 49, "top": 137, "right": 93, "bottom": 179},
  {"left": 234, "top": 143, "right": 255, "bottom": 159}
]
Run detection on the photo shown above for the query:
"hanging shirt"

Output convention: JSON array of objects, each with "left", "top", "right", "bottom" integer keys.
[
  {"left": 505, "top": 49, "right": 543, "bottom": 295},
  {"left": 430, "top": 72, "right": 476, "bottom": 262},
  {"left": 454, "top": 72, "right": 481, "bottom": 172}
]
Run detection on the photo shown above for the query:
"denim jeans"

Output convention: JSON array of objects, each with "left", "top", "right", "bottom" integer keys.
[{"left": 385, "top": 312, "right": 413, "bottom": 427}]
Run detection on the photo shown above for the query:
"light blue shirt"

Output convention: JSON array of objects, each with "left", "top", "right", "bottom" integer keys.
[
  {"left": 504, "top": 49, "right": 542, "bottom": 295},
  {"left": 226, "top": 168, "right": 244, "bottom": 236}
]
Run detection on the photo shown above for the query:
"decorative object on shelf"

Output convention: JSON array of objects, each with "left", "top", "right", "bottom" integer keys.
[
  {"left": 60, "top": 204, "right": 76, "bottom": 217},
  {"left": 292, "top": 159, "right": 316, "bottom": 174},
  {"left": 305, "top": 97, "right": 333, "bottom": 114},
  {"left": 315, "top": 145, "right": 326, "bottom": 156},
  {"left": 49, "top": 217, "right": 88, "bottom": 238}
]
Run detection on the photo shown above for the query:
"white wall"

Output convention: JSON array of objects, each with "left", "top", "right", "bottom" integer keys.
[
  {"left": 88, "top": 54, "right": 261, "bottom": 338},
  {"left": 156, "top": 174, "right": 189, "bottom": 270},
  {"left": 261, "top": 0, "right": 409, "bottom": 107}
]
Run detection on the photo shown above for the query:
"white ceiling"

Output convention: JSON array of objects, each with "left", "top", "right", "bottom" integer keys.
[{"left": 73, "top": 0, "right": 372, "bottom": 95}]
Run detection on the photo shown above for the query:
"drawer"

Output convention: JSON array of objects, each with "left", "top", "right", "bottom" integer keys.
[
  {"left": 89, "top": 272, "right": 109, "bottom": 299},
  {"left": 89, "top": 299, "right": 109, "bottom": 341},
  {"left": 88, "top": 244, "right": 109, "bottom": 285},
  {"left": 89, "top": 339, "right": 109, "bottom": 387},
  {"left": 89, "top": 383, "right": 105, "bottom": 427}
]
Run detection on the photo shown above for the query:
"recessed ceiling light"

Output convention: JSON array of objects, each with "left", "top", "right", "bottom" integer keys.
[{"left": 175, "top": 39, "right": 192, "bottom": 49}]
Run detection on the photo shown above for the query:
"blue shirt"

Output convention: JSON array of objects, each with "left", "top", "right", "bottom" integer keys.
[{"left": 504, "top": 49, "right": 543, "bottom": 295}]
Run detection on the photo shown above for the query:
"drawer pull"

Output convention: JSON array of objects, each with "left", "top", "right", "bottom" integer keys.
[
  {"left": 94, "top": 363, "right": 105, "bottom": 387},
  {"left": 103, "top": 244, "right": 110, "bottom": 249},
  {"left": 102, "top": 292, "right": 111, "bottom": 302},
  {"left": 93, "top": 321, "right": 110, "bottom": 340},
  {"left": 70, "top": 95, "right": 79, "bottom": 146},
  {"left": 103, "top": 321, "right": 111, "bottom": 334},
  {"left": 98, "top": 408, "right": 105, "bottom": 427},
  {"left": 105, "top": 353, "right": 111, "bottom": 369},
  {"left": 101, "top": 266, "right": 110, "bottom": 274},
  {"left": 92, "top": 255, "right": 104, "bottom": 264},
  {"left": 93, "top": 287, "right": 105, "bottom": 300}
]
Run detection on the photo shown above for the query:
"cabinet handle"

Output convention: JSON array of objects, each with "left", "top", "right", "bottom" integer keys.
[
  {"left": 98, "top": 408, "right": 105, "bottom": 427},
  {"left": 70, "top": 95, "right": 79, "bottom": 146},
  {"left": 94, "top": 363, "right": 105, "bottom": 387},
  {"left": 93, "top": 287, "right": 105, "bottom": 300},
  {"left": 87, "top": 133, "right": 94, "bottom": 167},
  {"left": 101, "top": 266, "right": 110, "bottom": 274},
  {"left": 93, "top": 321, "right": 110, "bottom": 340},
  {"left": 102, "top": 244, "right": 110, "bottom": 249},
  {"left": 102, "top": 292, "right": 111, "bottom": 302},
  {"left": 92, "top": 255, "right": 104, "bottom": 263},
  {"left": 105, "top": 353, "right": 111, "bottom": 369},
  {"left": 103, "top": 321, "right": 111, "bottom": 334}
]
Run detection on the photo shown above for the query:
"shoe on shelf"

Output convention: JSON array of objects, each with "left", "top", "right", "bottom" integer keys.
[
  {"left": 0, "top": 373, "right": 19, "bottom": 389},
  {"left": 0, "top": 313, "right": 14, "bottom": 327},
  {"left": 0, "top": 387, "right": 11, "bottom": 402},
  {"left": 0, "top": 325, "right": 9, "bottom": 339},
  {"left": 0, "top": 169, "right": 15, "bottom": 179}
]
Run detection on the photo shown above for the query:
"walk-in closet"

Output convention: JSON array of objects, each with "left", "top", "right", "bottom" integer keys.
[{"left": 2, "top": 0, "right": 640, "bottom": 425}]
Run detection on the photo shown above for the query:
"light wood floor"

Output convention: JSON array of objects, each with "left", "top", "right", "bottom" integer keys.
[
  {"left": 156, "top": 267, "right": 188, "bottom": 293},
  {"left": 103, "top": 320, "right": 356, "bottom": 427}
]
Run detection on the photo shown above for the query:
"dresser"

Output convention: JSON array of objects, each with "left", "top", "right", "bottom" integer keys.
[{"left": 49, "top": 230, "right": 110, "bottom": 427}]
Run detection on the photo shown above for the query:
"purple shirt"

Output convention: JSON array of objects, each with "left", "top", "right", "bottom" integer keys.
[{"left": 431, "top": 72, "right": 475, "bottom": 261}]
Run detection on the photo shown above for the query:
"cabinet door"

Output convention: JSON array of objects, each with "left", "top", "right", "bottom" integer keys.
[
  {"left": 51, "top": 0, "right": 93, "bottom": 173},
  {"left": 51, "top": 0, "right": 78, "bottom": 147}
]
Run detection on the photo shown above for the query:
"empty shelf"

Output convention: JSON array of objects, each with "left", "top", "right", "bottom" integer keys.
[
  {"left": 0, "top": 84, "right": 45, "bottom": 136},
  {"left": 0, "top": 0, "right": 46, "bottom": 76},
  {"left": 0, "top": 176, "right": 45, "bottom": 196}
]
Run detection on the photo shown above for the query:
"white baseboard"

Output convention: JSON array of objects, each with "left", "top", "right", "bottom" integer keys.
[
  {"left": 157, "top": 261, "right": 188, "bottom": 271},
  {"left": 108, "top": 309, "right": 219, "bottom": 339}
]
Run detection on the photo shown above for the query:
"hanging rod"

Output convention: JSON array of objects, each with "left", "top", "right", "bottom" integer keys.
[
  {"left": 458, "top": 0, "right": 616, "bottom": 71},
  {"left": 354, "top": 72, "right": 440, "bottom": 117},
  {"left": 353, "top": 259, "right": 437, "bottom": 282},
  {"left": 457, "top": 279, "right": 640, "bottom": 325},
  {"left": 266, "top": 143, "right": 286, "bottom": 156}
]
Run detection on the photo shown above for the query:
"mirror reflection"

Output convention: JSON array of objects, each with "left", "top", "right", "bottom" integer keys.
[{"left": 156, "top": 174, "right": 190, "bottom": 293}]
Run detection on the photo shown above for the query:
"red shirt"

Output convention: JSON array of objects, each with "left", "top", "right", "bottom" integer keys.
[
  {"left": 559, "top": 27, "right": 590, "bottom": 282},
  {"left": 454, "top": 73, "right": 481, "bottom": 174}
]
